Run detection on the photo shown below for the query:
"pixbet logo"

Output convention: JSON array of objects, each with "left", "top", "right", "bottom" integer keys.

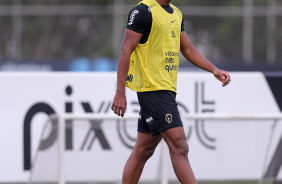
[
  {"left": 22, "top": 82, "right": 220, "bottom": 170},
  {"left": 23, "top": 85, "right": 138, "bottom": 170}
]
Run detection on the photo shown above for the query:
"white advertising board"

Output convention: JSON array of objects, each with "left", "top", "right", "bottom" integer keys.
[{"left": 0, "top": 72, "right": 281, "bottom": 182}]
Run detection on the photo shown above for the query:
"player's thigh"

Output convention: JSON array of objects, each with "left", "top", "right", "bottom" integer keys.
[{"left": 160, "top": 127, "right": 188, "bottom": 153}]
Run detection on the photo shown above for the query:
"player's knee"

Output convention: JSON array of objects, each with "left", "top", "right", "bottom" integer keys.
[
  {"left": 181, "top": 142, "right": 189, "bottom": 155},
  {"left": 142, "top": 147, "right": 155, "bottom": 160},
  {"left": 171, "top": 138, "right": 189, "bottom": 156},
  {"left": 134, "top": 145, "right": 155, "bottom": 161},
  {"left": 177, "top": 141, "right": 189, "bottom": 156}
]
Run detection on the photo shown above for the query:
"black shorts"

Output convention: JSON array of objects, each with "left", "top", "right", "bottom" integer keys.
[{"left": 137, "top": 90, "right": 183, "bottom": 136}]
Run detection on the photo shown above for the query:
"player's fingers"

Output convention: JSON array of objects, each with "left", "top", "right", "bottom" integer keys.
[
  {"left": 111, "top": 103, "right": 115, "bottom": 111},
  {"left": 221, "top": 71, "right": 227, "bottom": 81},
  {"left": 112, "top": 105, "right": 118, "bottom": 114},
  {"left": 214, "top": 69, "right": 225, "bottom": 82},
  {"left": 223, "top": 71, "right": 230, "bottom": 82},
  {"left": 121, "top": 107, "right": 126, "bottom": 117},
  {"left": 118, "top": 108, "right": 122, "bottom": 117},
  {"left": 222, "top": 78, "right": 231, "bottom": 86},
  {"left": 111, "top": 99, "right": 118, "bottom": 110},
  {"left": 117, "top": 105, "right": 126, "bottom": 117},
  {"left": 215, "top": 70, "right": 225, "bottom": 81},
  {"left": 115, "top": 106, "right": 120, "bottom": 115},
  {"left": 112, "top": 104, "right": 120, "bottom": 115},
  {"left": 114, "top": 105, "right": 121, "bottom": 116},
  {"left": 118, "top": 107, "right": 123, "bottom": 117}
]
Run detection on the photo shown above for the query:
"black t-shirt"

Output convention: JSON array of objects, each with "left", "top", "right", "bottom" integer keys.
[{"left": 126, "top": 4, "right": 185, "bottom": 44}]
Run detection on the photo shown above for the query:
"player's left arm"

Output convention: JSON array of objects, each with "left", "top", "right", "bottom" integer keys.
[{"left": 180, "top": 31, "right": 231, "bottom": 87}]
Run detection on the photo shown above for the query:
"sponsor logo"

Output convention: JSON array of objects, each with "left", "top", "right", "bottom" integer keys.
[
  {"left": 171, "top": 20, "right": 175, "bottom": 23},
  {"left": 164, "top": 51, "right": 179, "bottom": 72},
  {"left": 165, "top": 51, "right": 179, "bottom": 57},
  {"left": 23, "top": 85, "right": 112, "bottom": 170},
  {"left": 126, "top": 74, "right": 133, "bottom": 82},
  {"left": 146, "top": 116, "right": 153, "bottom": 124},
  {"left": 165, "top": 114, "right": 173, "bottom": 123},
  {"left": 128, "top": 10, "right": 139, "bottom": 25},
  {"left": 165, "top": 57, "right": 175, "bottom": 63},
  {"left": 165, "top": 64, "right": 178, "bottom": 72}
]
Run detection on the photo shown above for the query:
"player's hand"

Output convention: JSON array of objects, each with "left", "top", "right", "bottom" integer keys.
[
  {"left": 111, "top": 92, "right": 127, "bottom": 117},
  {"left": 212, "top": 69, "right": 231, "bottom": 87}
]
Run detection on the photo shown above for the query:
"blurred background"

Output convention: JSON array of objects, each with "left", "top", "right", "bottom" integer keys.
[
  {"left": 1, "top": 1, "right": 282, "bottom": 184},
  {"left": 0, "top": 0, "right": 282, "bottom": 72}
]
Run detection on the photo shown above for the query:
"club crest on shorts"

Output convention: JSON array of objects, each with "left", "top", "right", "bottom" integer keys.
[{"left": 165, "top": 113, "right": 173, "bottom": 123}]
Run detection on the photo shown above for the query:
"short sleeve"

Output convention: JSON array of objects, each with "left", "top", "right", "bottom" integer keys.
[{"left": 126, "top": 4, "right": 152, "bottom": 34}]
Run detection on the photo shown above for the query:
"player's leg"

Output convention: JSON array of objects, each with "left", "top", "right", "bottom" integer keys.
[
  {"left": 160, "top": 127, "right": 197, "bottom": 184},
  {"left": 122, "top": 91, "right": 161, "bottom": 184},
  {"left": 122, "top": 132, "right": 162, "bottom": 184}
]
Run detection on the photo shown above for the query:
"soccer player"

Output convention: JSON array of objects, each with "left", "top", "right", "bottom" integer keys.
[{"left": 111, "top": 0, "right": 231, "bottom": 183}]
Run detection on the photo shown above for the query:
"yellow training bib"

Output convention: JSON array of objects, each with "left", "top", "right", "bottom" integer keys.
[{"left": 126, "top": 0, "right": 182, "bottom": 93}]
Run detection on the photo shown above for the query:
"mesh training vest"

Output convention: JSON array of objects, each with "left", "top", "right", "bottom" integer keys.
[{"left": 126, "top": 0, "right": 182, "bottom": 93}]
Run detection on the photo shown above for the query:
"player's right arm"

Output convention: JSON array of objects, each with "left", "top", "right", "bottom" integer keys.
[
  {"left": 112, "top": 4, "right": 150, "bottom": 117},
  {"left": 111, "top": 29, "right": 142, "bottom": 117}
]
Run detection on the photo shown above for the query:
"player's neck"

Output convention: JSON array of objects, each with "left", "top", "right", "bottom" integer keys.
[{"left": 156, "top": 0, "right": 170, "bottom": 6}]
